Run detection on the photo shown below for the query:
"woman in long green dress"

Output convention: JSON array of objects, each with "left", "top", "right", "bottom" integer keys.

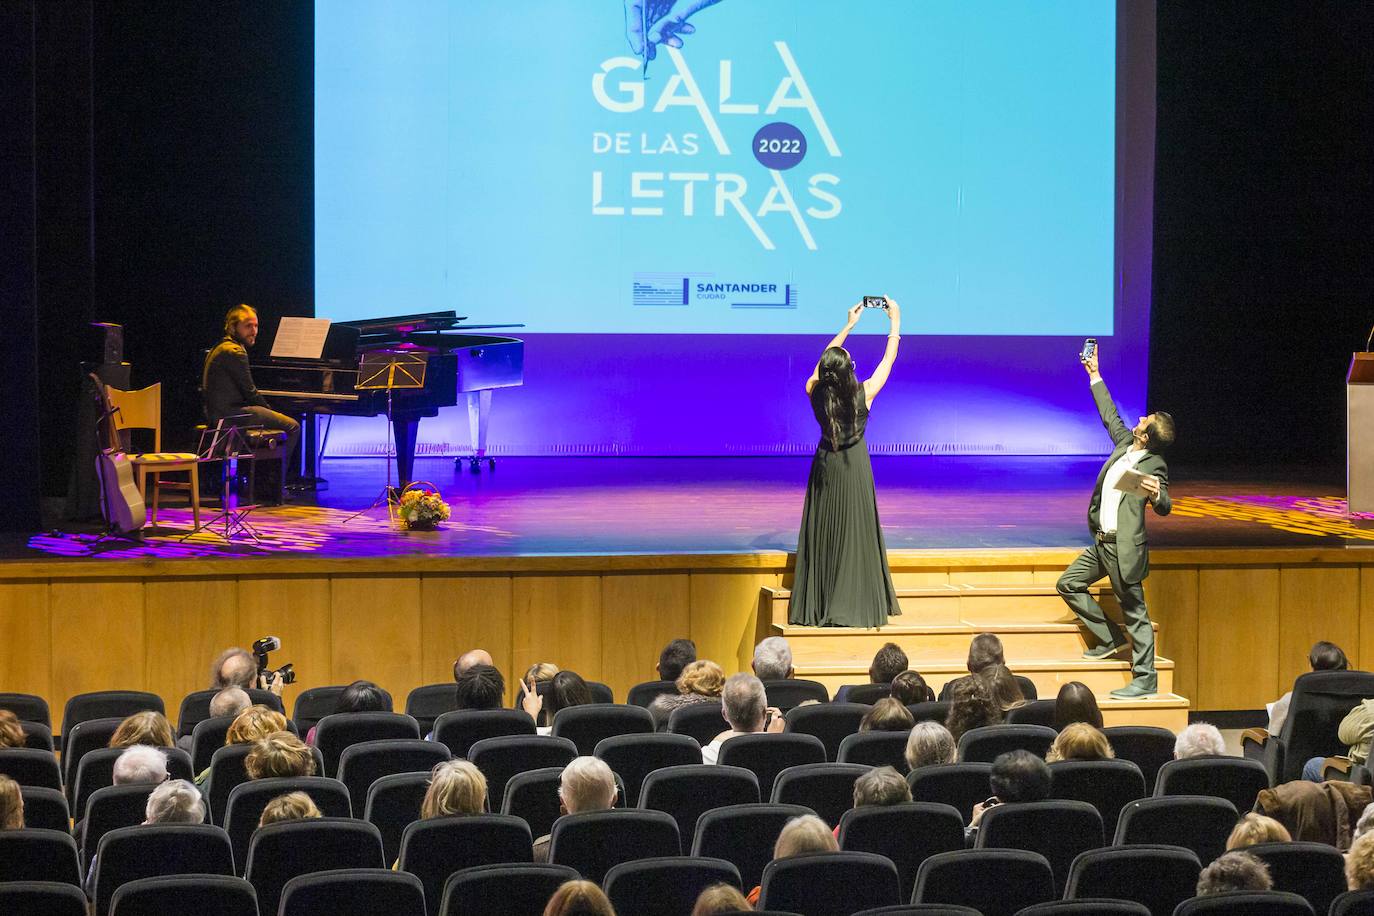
[{"left": 789, "top": 298, "right": 902, "bottom": 627}]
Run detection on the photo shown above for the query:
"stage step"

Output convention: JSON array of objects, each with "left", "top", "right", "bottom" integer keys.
[{"left": 767, "top": 584, "right": 1119, "bottom": 628}]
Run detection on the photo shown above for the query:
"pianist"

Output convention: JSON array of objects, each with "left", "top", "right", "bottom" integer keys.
[{"left": 202, "top": 304, "right": 300, "bottom": 469}]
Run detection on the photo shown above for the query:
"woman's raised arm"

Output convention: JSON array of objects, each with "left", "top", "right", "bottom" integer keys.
[
  {"left": 862, "top": 297, "right": 901, "bottom": 405},
  {"left": 807, "top": 303, "right": 864, "bottom": 395}
]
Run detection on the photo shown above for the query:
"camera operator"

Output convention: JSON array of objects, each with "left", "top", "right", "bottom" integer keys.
[{"left": 210, "top": 645, "right": 285, "bottom": 697}]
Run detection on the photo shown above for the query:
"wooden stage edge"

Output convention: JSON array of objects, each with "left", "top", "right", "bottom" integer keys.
[{"left": 5, "top": 544, "right": 1374, "bottom": 730}]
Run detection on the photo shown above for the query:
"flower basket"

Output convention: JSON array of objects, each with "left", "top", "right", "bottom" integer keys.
[{"left": 396, "top": 482, "right": 451, "bottom": 531}]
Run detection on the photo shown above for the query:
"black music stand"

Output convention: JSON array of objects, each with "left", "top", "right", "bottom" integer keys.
[
  {"left": 188, "top": 418, "right": 264, "bottom": 541},
  {"left": 344, "top": 350, "right": 429, "bottom": 522}
]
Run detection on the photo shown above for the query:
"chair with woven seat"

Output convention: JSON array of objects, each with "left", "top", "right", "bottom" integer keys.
[
  {"left": 550, "top": 703, "right": 655, "bottom": 756},
  {"left": 1244, "top": 841, "right": 1347, "bottom": 916},
  {"left": 975, "top": 799, "right": 1104, "bottom": 895},
  {"left": 691, "top": 802, "right": 816, "bottom": 891},
  {"left": 224, "top": 776, "right": 351, "bottom": 870},
  {"left": 666, "top": 702, "right": 731, "bottom": 745},
  {"left": 1102, "top": 726, "right": 1178, "bottom": 791},
  {"left": 1006, "top": 700, "right": 1058, "bottom": 728},
  {"left": 18, "top": 786, "right": 68, "bottom": 832},
  {"left": 1049, "top": 759, "right": 1147, "bottom": 834},
  {"left": 91, "top": 823, "right": 235, "bottom": 916},
  {"left": 604, "top": 856, "right": 741, "bottom": 916},
  {"left": 957, "top": 724, "right": 1057, "bottom": 763},
  {"left": 280, "top": 869, "right": 425, "bottom": 916},
  {"left": 594, "top": 732, "right": 702, "bottom": 806},
  {"left": 1064, "top": 844, "right": 1201, "bottom": 916},
  {"left": 1172, "top": 891, "right": 1316, "bottom": 915},
  {"left": 467, "top": 734, "right": 577, "bottom": 806},
  {"left": 244, "top": 818, "right": 385, "bottom": 916},
  {"left": 627, "top": 679, "right": 677, "bottom": 709},
  {"left": 762, "top": 678, "right": 830, "bottom": 711},
  {"left": 640, "top": 763, "right": 760, "bottom": 841},
  {"left": 771, "top": 762, "right": 870, "bottom": 827},
  {"left": 0, "top": 692, "right": 50, "bottom": 727},
  {"left": 839, "top": 802, "right": 965, "bottom": 903},
  {"left": 314, "top": 712, "right": 420, "bottom": 778},
  {"left": 913, "top": 849, "right": 1056, "bottom": 916},
  {"left": 0, "top": 747, "right": 61, "bottom": 790},
  {"left": 74, "top": 745, "right": 194, "bottom": 815},
  {"left": 785, "top": 703, "right": 871, "bottom": 761},
  {"left": 547, "top": 808, "right": 681, "bottom": 884},
  {"left": 0, "top": 882, "right": 89, "bottom": 916},
  {"left": 365, "top": 771, "right": 430, "bottom": 865},
  {"left": 1154, "top": 756, "right": 1271, "bottom": 813},
  {"left": 176, "top": 687, "right": 282, "bottom": 739},
  {"left": 908, "top": 762, "right": 993, "bottom": 823},
  {"left": 0, "top": 829, "right": 82, "bottom": 884},
  {"left": 716, "top": 732, "right": 827, "bottom": 800},
  {"left": 839, "top": 731, "right": 913, "bottom": 772},
  {"left": 337, "top": 738, "right": 450, "bottom": 816},
  {"left": 1113, "top": 796, "right": 1237, "bottom": 866},
  {"left": 759, "top": 851, "right": 902, "bottom": 915},
  {"left": 431, "top": 708, "right": 536, "bottom": 758},
  {"left": 437, "top": 863, "right": 579, "bottom": 916},
  {"left": 109, "top": 874, "right": 259, "bottom": 916},
  {"left": 105, "top": 382, "right": 202, "bottom": 528},
  {"left": 397, "top": 814, "right": 533, "bottom": 916}
]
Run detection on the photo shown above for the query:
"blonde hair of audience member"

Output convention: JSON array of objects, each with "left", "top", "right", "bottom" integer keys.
[
  {"left": 421, "top": 759, "right": 488, "bottom": 819},
  {"left": 113, "top": 744, "right": 168, "bottom": 784},
  {"left": 859, "top": 698, "right": 916, "bottom": 733},
  {"left": 259, "top": 791, "right": 322, "bottom": 827},
  {"left": 543, "top": 879, "right": 616, "bottom": 916},
  {"left": 209, "top": 686, "right": 252, "bottom": 720},
  {"left": 109, "top": 710, "right": 175, "bottom": 749},
  {"left": 853, "top": 766, "right": 912, "bottom": 808},
  {"left": 979, "top": 664, "right": 1027, "bottom": 713},
  {"left": 0, "top": 775, "right": 23, "bottom": 829},
  {"left": 905, "top": 720, "right": 957, "bottom": 771},
  {"left": 1349, "top": 831, "right": 1374, "bottom": 891},
  {"left": 144, "top": 779, "right": 205, "bottom": 824},
  {"left": 0, "top": 710, "right": 25, "bottom": 748},
  {"left": 691, "top": 883, "right": 752, "bottom": 916},
  {"left": 1175, "top": 722, "right": 1227, "bottom": 759},
  {"left": 559, "top": 756, "right": 617, "bottom": 815},
  {"left": 1197, "top": 851, "right": 1272, "bottom": 896},
  {"left": 1226, "top": 813, "right": 1292, "bottom": 851},
  {"left": 245, "top": 731, "right": 315, "bottom": 779},
  {"left": 1046, "top": 723, "right": 1116, "bottom": 763},
  {"left": 226, "top": 705, "right": 288, "bottom": 745},
  {"left": 774, "top": 814, "right": 839, "bottom": 859},
  {"left": 526, "top": 662, "right": 559, "bottom": 684},
  {"left": 677, "top": 660, "right": 725, "bottom": 697}
]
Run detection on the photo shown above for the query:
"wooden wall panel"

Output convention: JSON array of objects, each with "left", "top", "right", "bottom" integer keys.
[
  {"left": 238, "top": 576, "right": 333, "bottom": 714},
  {"left": 512, "top": 575, "right": 602, "bottom": 685},
  {"left": 420, "top": 575, "right": 513, "bottom": 696},
  {"left": 601, "top": 573, "right": 690, "bottom": 700},
  {"left": 0, "top": 579, "right": 51, "bottom": 700},
  {"left": 1196, "top": 567, "right": 1280, "bottom": 710},
  {"left": 330, "top": 575, "right": 424, "bottom": 702},
  {"left": 1360, "top": 568, "right": 1374, "bottom": 672},
  {"left": 690, "top": 572, "right": 778, "bottom": 675},
  {"left": 1145, "top": 567, "right": 1199, "bottom": 703},
  {"left": 49, "top": 580, "right": 146, "bottom": 731},
  {"left": 144, "top": 578, "right": 241, "bottom": 722},
  {"left": 1279, "top": 566, "right": 1360, "bottom": 688}
]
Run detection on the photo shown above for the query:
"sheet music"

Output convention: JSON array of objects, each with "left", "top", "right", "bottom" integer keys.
[{"left": 270, "top": 317, "right": 332, "bottom": 359}]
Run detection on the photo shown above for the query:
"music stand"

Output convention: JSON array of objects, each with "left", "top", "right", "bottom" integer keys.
[
  {"left": 345, "top": 350, "right": 429, "bottom": 522},
  {"left": 188, "top": 417, "right": 263, "bottom": 541}
]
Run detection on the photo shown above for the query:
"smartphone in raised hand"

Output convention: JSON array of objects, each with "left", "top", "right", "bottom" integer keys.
[{"left": 862, "top": 296, "right": 888, "bottom": 310}]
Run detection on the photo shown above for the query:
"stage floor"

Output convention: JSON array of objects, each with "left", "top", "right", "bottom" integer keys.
[{"left": 13, "top": 456, "right": 1372, "bottom": 563}]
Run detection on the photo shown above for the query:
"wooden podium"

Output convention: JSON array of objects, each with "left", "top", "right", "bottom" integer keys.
[{"left": 1349, "top": 353, "right": 1374, "bottom": 513}]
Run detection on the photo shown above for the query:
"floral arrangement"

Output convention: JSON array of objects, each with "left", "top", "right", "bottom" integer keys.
[{"left": 397, "top": 483, "right": 451, "bottom": 530}]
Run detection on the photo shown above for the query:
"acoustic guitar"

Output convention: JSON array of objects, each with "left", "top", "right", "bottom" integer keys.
[{"left": 91, "top": 374, "right": 146, "bottom": 535}]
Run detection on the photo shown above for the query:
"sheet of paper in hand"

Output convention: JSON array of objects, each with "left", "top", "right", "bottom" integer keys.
[{"left": 1114, "top": 468, "right": 1154, "bottom": 497}]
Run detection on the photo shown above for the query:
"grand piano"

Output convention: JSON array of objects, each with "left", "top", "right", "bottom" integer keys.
[{"left": 251, "top": 311, "right": 523, "bottom": 486}]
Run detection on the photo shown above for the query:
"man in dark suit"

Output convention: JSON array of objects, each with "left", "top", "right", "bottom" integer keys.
[
  {"left": 1056, "top": 346, "right": 1174, "bottom": 698},
  {"left": 201, "top": 304, "right": 299, "bottom": 462}
]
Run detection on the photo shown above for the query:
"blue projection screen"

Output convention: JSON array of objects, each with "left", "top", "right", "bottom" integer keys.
[{"left": 315, "top": 0, "right": 1153, "bottom": 457}]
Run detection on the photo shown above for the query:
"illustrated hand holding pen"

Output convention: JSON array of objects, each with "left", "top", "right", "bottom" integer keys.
[{"left": 624, "top": 0, "right": 724, "bottom": 76}]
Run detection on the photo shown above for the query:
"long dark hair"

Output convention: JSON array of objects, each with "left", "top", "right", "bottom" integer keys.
[{"left": 815, "top": 347, "right": 861, "bottom": 447}]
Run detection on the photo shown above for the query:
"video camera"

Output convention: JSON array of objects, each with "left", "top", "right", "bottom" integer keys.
[{"left": 252, "top": 636, "right": 296, "bottom": 688}]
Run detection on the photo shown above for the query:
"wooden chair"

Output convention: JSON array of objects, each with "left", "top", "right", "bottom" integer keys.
[{"left": 105, "top": 383, "right": 200, "bottom": 529}]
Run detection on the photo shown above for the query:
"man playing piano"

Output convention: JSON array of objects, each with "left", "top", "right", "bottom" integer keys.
[{"left": 202, "top": 304, "right": 300, "bottom": 472}]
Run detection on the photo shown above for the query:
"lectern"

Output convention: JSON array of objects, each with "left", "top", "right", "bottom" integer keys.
[{"left": 1349, "top": 353, "right": 1374, "bottom": 513}]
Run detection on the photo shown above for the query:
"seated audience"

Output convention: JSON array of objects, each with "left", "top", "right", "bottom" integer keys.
[
  {"left": 144, "top": 779, "right": 205, "bottom": 824},
  {"left": 534, "top": 756, "right": 618, "bottom": 863},
  {"left": 1175, "top": 722, "right": 1227, "bottom": 759},
  {"left": 453, "top": 648, "right": 494, "bottom": 681},
  {"left": 905, "top": 721, "right": 957, "bottom": 770},
  {"left": 258, "top": 791, "right": 322, "bottom": 827},
  {"left": 1196, "top": 850, "right": 1273, "bottom": 895},
  {"left": 544, "top": 880, "right": 616, "bottom": 916},
  {"left": 1302, "top": 695, "right": 1374, "bottom": 782},
  {"left": 752, "top": 636, "right": 795, "bottom": 681},
  {"left": 114, "top": 744, "right": 168, "bottom": 785},
  {"left": 210, "top": 686, "right": 252, "bottom": 720},
  {"left": 859, "top": 697, "right": 915, "bottom": 733},
  {"left": 245, "top": 731, "right": 315, "bottom": 779},
  {"left": 1256, "top": 778, "right": 1372, "bottom": 847},
  {"left": 1046, "top": 722, "right": 1115, "bottom": 763},
  {"left": 979, "top": 664, "right": 1027, "bottom": 715},
  {"left": 306, "top": 679, "right": 389, "bottom": 745},
  {"left": 968, "top": 750, "right": 1053, "bottom": 837},
  {"left": 1268, "top": 640, "right": 1348, "bottom": 734},
  {"left": 648, "top": 660, "right": 725, "bottom": 730},
  {"left": 109, "top": 710, "right": 175, "bottom": 749},
  {"left": 524, "top": 669, "right": 594, "bottom": 733},
  {"left": 657, "top": 638, "right": 698, "bottom": 682},
  {"left": 455, "top": 664, "right": 505, "bottom": 711},
  {"left": 196, "top": 704, "right": 289, "bottom": 784},
  {"left": 691, "top": 883, "right": 752, "bottom": 916},
  {"left": 421, "top": 759, "right": 488, "bottom": 819},
  {"left": 1226, "top": 812, "right": 1291, "bottom": 850},
  {"left": 703, "top": 673, "right": 785, "bottom": 764},
  {"left": 854, "top": 765, "right": 912, "bottom": 809},
  {"left": 938, "top": 633, "right": 1012, "bottom": 700},
  {"left": 0, "top": 774, "right": 23, "bottom": 829},
  {"left": 835, "top": 642, "right": 908, "bottom": 702},
  {"left": 0, "top": 709, "right": 24, "bottom": 747},
  {"left": 746, "top": 814, "right": 839, "bottom": 905},
  {"left": 1053, "top": 681, "right": 1104, "bottom": 730},
  {"left": 1349, "top": 830, "right": 1374, "bottom": 891},
  {"left": 890, "top": 669, "right": 936, "bottom": 705},
  {"left": 944, "top": 674, "right": 1001, "bottom": 742}
]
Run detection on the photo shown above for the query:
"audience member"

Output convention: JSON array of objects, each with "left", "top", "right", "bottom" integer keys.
[
  {"left": 1226, "top": 812, "right": 1291, "bottom": 850},
  {"left": 113, "top": 745, "right": 168, "bottom": 785},
  {"left": 421, "top": 759, "right": 488, "bottom": 819},
  {"left": 859, "top": 697, "right": 915, "bottom": 733},
  {"left": 0, "top": 774, "right": 23, "bottom": 829},
  {"left": 835, "top": 642, "right": 909, "bottom": 701},
  {"left": 657, "top": 638, "right": 698, "bottom": 682},
  {"left": 968, "top": 750, "right": 1053, "bottom": 836},
  {"left": 890, "top": 670, "right": 935, "bottom": 705},
  {"left": 752, "top": 636, "right": 795, "bottom": 681},
  {"left": 544, "top": 880, "right": 616, "bottom": 916},
  {"left": 306, "top": 679, "right": 389, "bottom": 745},
  {"left": 944, "top": 675, "right": 1001, "bottom": 742},
  {"left": 228, "top": 705, "right": 289, "bottom": 744},
  {"left": 0, "top": 709, "right": 24, "bottom": 748},
  {"left": 258, "top": 791, "right": 322, "bottom": 827},
  {"left": 455, "top": 664, "right": 505, "bottom": 711},
  {"left": 937, "top": 633, "right": 1007, "bottom": 700},
  {"left": 691, "top": 883, "right": 752, "bottom": 916},
  {"left": 533, "top": 756, "right": 618, "bottom": 863},
  {"left": 1302, "top": 696, "right": 1374, "bottom": 782},
  {"left": 1053, "top": 681, "right": 1104, "bottom": 730},
  {"left": 144, "top": 779, "right": 205, "bottom": 824},
  {"left": 648, "top": 660, "right": 724, "bottom": 730},
  {"left": 1196, "top": 851, "right": 1272, "bottom": 895},
  {"left": 209, "top": 686, "right": 252, "bottom": 720},
  {"left": 854, "top": 766, "right": 912, "bottom": 808},
  {"left": 1174, "top": 722, "right": 1227, "bottom": 759},
  {"left": 746, "top": 814, "right": 838, "bottom": 905},
  {"left": 979, "top": 664, "right": 1027, "bottom": 714},
  {"left": 1256, "top": 779, "right": 1372, "bottom": 847},
  {"left": 524, "top": 669, "right": 594, "bottom": 733},
  {"left": 109, "top": 710, "right": 175, "bottom": 749},
  {"left": 905, "top": 721, "right": 957, "bottom": 770},
  {"left": 526, "top": 662, "right": 560, "bottom": 685},
  {"left": 1348, "top": 830, "right": 1374, "bottom": 891},
  {"left": 245, "top": 731, "right": 315, "bottom": 779},
  {"left": 1268, "top": 640, "right": 1348, "bottom": 734},
  {"left": 703, "top": 673, "right": 784, "bottom": 764},
  {"left": 1046, "top": 722, "right": 1115, "bottom": 763},
  {"left": 453, "top": 648, "right": 494, "bottom": 681},
  {"left": 211, "top": 647, "right": 258, "bottom": 690}
]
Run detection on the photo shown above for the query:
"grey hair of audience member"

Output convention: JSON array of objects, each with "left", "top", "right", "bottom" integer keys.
[
  {"left": 905, "top": 720, "right": 957, "bottom": 770},
  {"left": 1196, "top": 850, "right": 1272, "bottom": 896},
  {"left": 559, "top": 756, "right": 617, "bottom": 813},
  {"left": 721, "top": 672, "right": 768, "bottom": 732},
  {"left": 144, "top": 779, "right": 205, "bottom": 824},
  {"left": 752, "top": 636, "right": 793, "bottom": 680},
  {"left": 209, "top": 686, "right": 252, "bottom": 719},
  {"left": 1355, "top": 803, "right": 1374, "bottom": 842},
  {"left": 853, "top": 766, "right": 912, "bottom": 808},
  {"left": 113, "top": 745, "right": 168, "bottom": 785},
  {"left": 1174, "top": 722, "right": 1226, "bottom": 759}
]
